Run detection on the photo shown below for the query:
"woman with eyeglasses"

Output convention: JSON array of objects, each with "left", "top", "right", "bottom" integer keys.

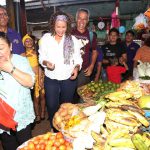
[
  {"left": 0, "top": 32, "right": 35, "bottom": 150},
  {"left": 39, "top": 11, "right": 83, "bottom": 131}
]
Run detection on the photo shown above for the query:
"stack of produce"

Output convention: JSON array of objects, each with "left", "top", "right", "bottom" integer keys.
[
  {"left": 53, "top": 101, "right": 107, "bottom": 149},
  {"left": 92, "top": 81, "right": 150, "bottom": 150},
  {"left": 18, "top": 132, "right": 73, "bottom": 150},
  {"left": 78, "top": 80, "right": 120, "bottom": 104},
  {"left": 52, "top": 80, "right": 150, "bottom": 150},
  {"left": 53, "top": 103, "right": 86, "bottom": 131},
  {"left": 92, "top": 130, "right": 150, "bottom": 150}
]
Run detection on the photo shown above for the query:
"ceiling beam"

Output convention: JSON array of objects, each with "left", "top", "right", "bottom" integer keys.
[{"left": 25, "top": 0, "right": 115, "bottom": 9}]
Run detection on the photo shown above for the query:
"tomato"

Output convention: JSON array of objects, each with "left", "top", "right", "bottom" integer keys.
[
  {"left": 51, "top": 146, "right": 58, "bottom": 150},
  {"left": 58, "top": 138, "right": 65, "bottom": 145},
  {"left": 45, "top": 144, "right": 52, "bottom": 150},
  {"left": 43, "top": 132, "right": 51, "bottom": 140},
  {"left": 27, "top": 141, "right": 35, "bottom": 150},
  {"left": 47, "top": 140, "right": 54, "bottom": 146},
  {"left": 39, "top": 143, "right": 45, "bottom": 150},
  {"left": 66, "top": 145, "right": 73, "bottom": 150},
  {"left": 59, "top": 145, "right": 67, "bottom": 150},
  {"left": 35, "top": 144, "right": 42, "bottom": 150},
  {"left": 49, "top": 135, "right": 56, "bottom": 141},
  {"left": 53, "top": 140, "right": 61, "bottom": 147},
  {"left": 64, "top": 141, "right": 70, "bottom": 147},
  {"left": 56, "top": 132, "right": 63, "bottom": 139}
]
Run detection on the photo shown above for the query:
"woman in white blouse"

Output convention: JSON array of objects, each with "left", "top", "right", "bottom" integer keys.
[{"left": 39, "top": 11, "right": 82, "bottom": 130}]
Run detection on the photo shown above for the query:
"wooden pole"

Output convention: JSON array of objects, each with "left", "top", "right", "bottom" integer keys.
[
  {"left": 20, "top": 0, "right": 27, "bottom": 36},
  {"left": 6, "top": 0, "right": 15, "bottom": 30}
]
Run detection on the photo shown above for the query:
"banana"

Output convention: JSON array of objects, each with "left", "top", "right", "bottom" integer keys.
[
  {"left": 119, "top": 104, "right": 145, "bottom": 115},
  {"left": 105, "top": 91, "right": 132, "bottom": 101},
  {"left": 106, "top": 115, "right": 140, "bottom": 127},
  {"left": 106, "top": 108, "right": 136, "bottom": 119},
  {"left": 91, "top": 131, "right": 106, "bottom": 143},
  {"left": 105, "top": 119, "right": 138, "bottom": 133},
  {"left": 100, "top": 125, "right": 109, "bottom": 137},
  {"left": 111, "top": 147, "right": 135, "bottom": 150},
  {"left": 93, "top": 144, "right": 103, "bottom": 150},
  {"left": 142, "top": 132, "right": 150, "bottom": 147},
  {"left": 132, "top": 133, "right": 149, "bottom": 150},
  {"left": 109, "top": 138, "right": 135, "bottom": 148},
  {"left": 108, "top": 129, "right": 130, "bottom": 140},
  {"left": 128, "top": 110, "right": 150, "bottom": 127}
]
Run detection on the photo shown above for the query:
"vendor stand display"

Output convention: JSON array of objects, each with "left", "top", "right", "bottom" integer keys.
[
  {"left": 18, "top": 80, "right": 150, "bottom": 150},
  {"left": 53, "top": 80, "right": 150, "bottom": 150}
]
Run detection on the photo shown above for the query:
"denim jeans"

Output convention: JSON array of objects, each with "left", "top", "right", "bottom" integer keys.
[{"left": 44, "top": 76, "right": 77, "bottom": 127}]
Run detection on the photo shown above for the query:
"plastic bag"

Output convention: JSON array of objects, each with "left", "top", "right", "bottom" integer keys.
[
  {"left": 133, "top": 13, "right": 147, "bottom": 30},
  {"left": 133, "top": 67, "right": 139, "bottom": 80},
  {"left": 0, "top": 97, "right": 17, "bottom": 130}
]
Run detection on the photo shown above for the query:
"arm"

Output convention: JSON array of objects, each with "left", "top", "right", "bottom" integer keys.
[
  {"left": 84, "top": 49, "right": 98, "bottom": 76},
  {"left": 122, "top": 62, "right": 128, "bottom": 70},
  {"left": 38, "top": 34, "right": 54, "bottom": 70},
  {"left": 0, "top": 57, "right": 34, "bottom": 88},
  {"left": 133, "top": 60, "right": 138, "bottom": 68},
  {"left": 94, "top": 62, "right": 102, "bottom": 82},
  {"left": 133, "top": 47, "right": 141, "bottom": 68}
]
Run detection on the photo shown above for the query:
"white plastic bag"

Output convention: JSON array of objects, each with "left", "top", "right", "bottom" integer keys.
[
  {"left": 133, "top": 13, "right": 147, "bottom": 30},
  {"left": 133, "top": 67, "right": 139, "bottom": 80}
]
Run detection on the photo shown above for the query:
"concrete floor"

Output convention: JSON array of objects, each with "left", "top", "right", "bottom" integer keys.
[{"left": 0, "top": 116, "right": 51, "bottom": 150}]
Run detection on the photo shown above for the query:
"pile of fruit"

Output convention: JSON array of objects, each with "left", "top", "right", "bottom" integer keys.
[
  {"left": 92, "top": 130, "right": 150, "bottom": 150},
  {"left": 53, "top": 103, "right": 86, "bottom": 131},
  {"left": 78, "top": 80, "right": 120, "bottom": 104},
  {"left": 18, "top": 132, "right": 73, "bottom": 150}
]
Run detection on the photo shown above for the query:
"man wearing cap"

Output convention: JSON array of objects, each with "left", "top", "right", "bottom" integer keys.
[{"left": 0, "top": 5, "right": 25, "bottom": 56}]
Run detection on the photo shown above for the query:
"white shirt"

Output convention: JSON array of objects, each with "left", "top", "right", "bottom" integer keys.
[{"left": 39, "top": 33, "right": 83, "bottom": 80}]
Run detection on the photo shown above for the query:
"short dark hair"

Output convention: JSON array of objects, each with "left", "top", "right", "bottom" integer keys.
[
  {"left": 109, "top": 57, "right": 119, "bottom": 65},
  {"left": 109, "top": 28, "right": 119, "bottom": 36},
  {"left": 126, "top": 30, "right": 135, "bottom": 36}
]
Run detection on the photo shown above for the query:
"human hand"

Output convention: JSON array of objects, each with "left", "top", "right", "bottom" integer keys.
[
  {"left": 84, "top": 65, "right": 94, "bottom": 76},
  {"left": 46, "top": 61, "right": 55, "bottom": 70},
  {"left": 119, "top": 57, "right": 124, "bottom": 65},
  {"left": 94, "top": 74, "right": 99, "bottom": 82},
  {"left": 0, "top": 56, "right": 13, "bottom": 73},
  {"left": 70, "top": 68, "right": 78, "bottom": 80}
]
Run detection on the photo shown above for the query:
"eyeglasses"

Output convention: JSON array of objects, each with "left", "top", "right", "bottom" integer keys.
[
  {"left": 0, "top": 13, "right": 8, "bottom": 18},
  {"left": 0, "top": 72, "right": 4, "bottom": 80}
]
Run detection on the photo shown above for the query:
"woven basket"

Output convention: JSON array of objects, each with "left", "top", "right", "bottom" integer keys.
[{"left": 77, "top": 85, "right": 96, "bottom": 104}]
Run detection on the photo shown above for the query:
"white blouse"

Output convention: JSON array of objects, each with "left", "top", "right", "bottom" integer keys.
[{"left": 39, "top": 33, "right": 83, "bottom": 80}]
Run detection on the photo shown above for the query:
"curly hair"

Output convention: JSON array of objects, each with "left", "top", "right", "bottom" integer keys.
[{"left": 49, "top": 11, "right": 72, "bottom": 37}]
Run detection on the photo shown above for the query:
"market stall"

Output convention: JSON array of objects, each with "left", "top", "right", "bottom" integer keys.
[{"left": 18, "top": 79, "right": 150, "bottom": 150}]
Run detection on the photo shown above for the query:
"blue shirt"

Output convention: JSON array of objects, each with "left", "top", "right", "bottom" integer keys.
[
  {"left": 7, "top": 28, "right": 25, "bottom": 55},
  {"left": 97, "top": 46, "right": 103, "bottom": 62},
  {"left": 0, "top": 54, "right": 35, "bottom": 133},
  {"left": 124, "top": 41, "right": 140, "bottom": 71}
]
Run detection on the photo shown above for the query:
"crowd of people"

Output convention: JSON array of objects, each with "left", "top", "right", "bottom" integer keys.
[{"left": 0, "top": 4, "right": 150, "bottom": 150}]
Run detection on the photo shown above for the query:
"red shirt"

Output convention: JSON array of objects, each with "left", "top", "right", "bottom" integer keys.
[
  {"left": 106, "top": 66, "right": 126, "bottom": 83},
  {"left": 72, "top": 28, "right": 97, "bottom": 69}
]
